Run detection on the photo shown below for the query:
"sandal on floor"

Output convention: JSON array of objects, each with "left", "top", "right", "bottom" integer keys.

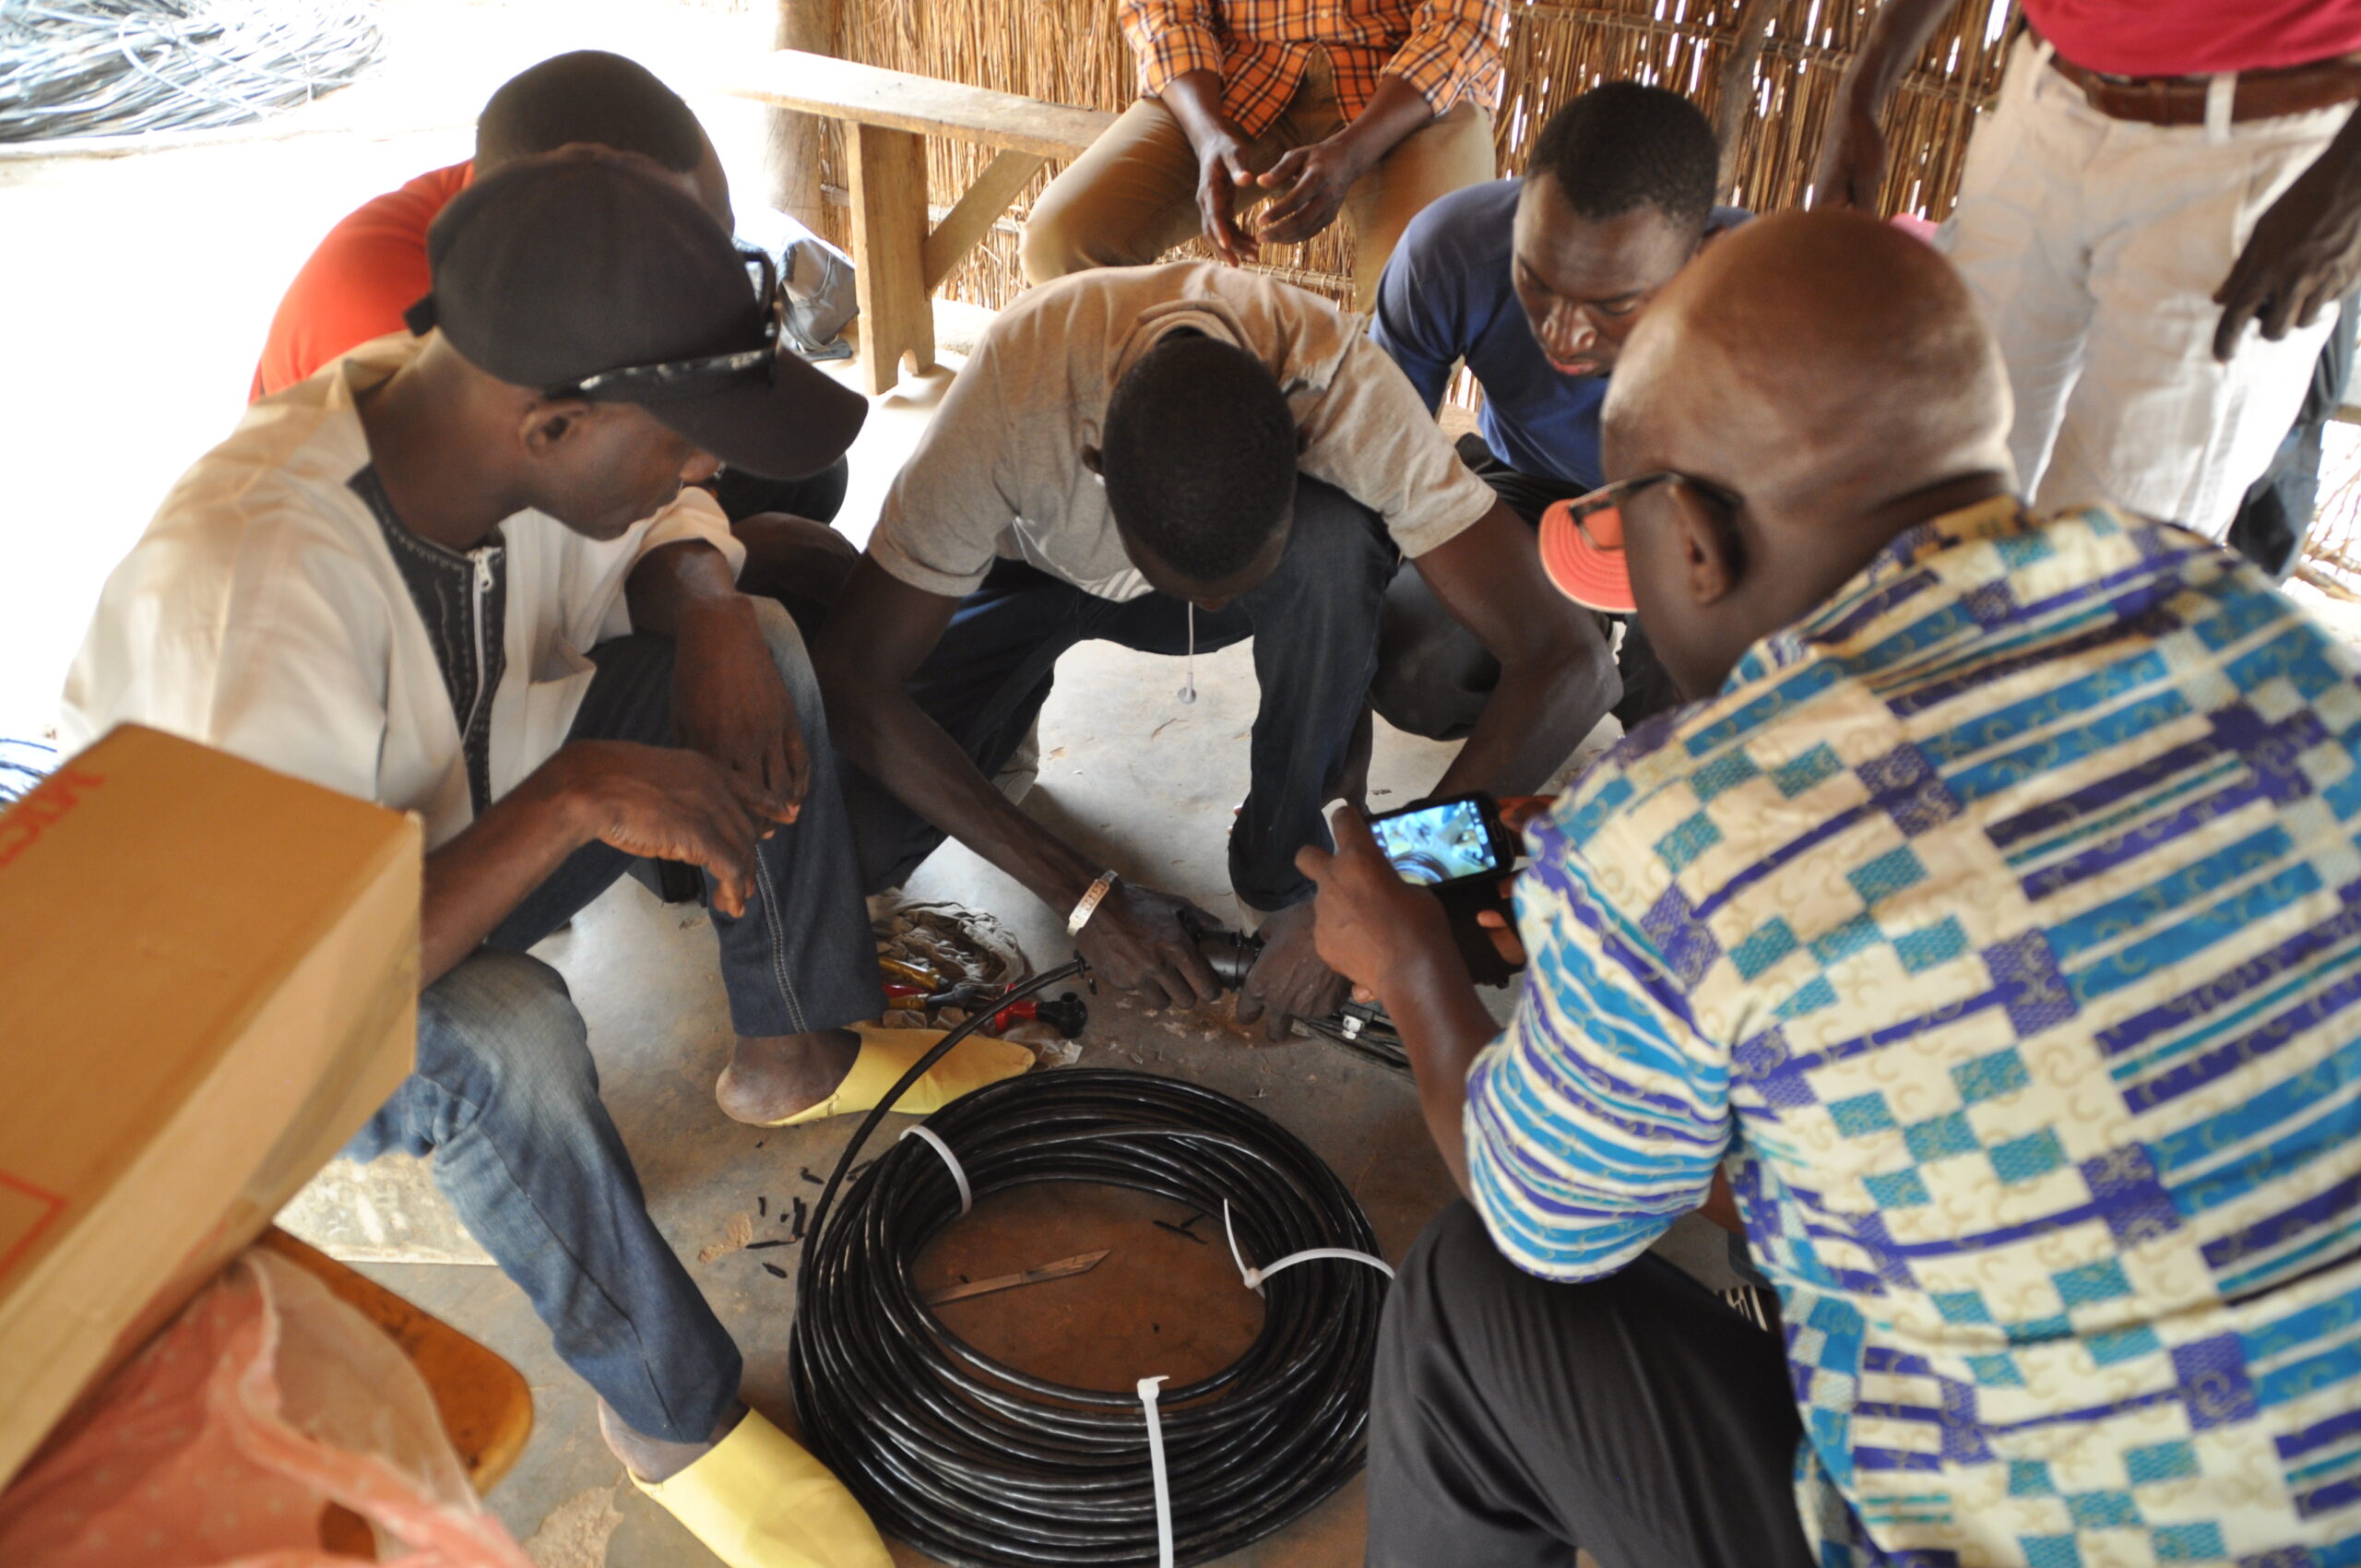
[
  {"left": 632, "top": 1409, "right": 891, "bottom": 1568},
  {"left": 767, "top": 1022, "right": 1034, "bottom": 1126}
]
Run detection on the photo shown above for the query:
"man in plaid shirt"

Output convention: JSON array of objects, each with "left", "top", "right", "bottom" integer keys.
[{"left": 1021, "top": 0, "right": 1506, "bottom": 309}]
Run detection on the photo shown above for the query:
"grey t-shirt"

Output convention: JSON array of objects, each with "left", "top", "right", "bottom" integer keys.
[{"left": 870, "top": 261, "right": 1501, "bottom": 602}]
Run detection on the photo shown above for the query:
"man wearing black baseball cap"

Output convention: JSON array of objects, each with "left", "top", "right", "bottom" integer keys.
[{"left": 64, "top": 148, "right": 1032, "bottom": 1566}]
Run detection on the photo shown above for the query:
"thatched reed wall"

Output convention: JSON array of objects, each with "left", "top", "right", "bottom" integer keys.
[{"left": 808, "top": 0, "right": 2019, "bottom": 312}]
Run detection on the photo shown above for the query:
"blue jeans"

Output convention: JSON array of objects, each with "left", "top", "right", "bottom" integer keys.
[
  {"left": 843, "top": 476, "right": 1395, "bottom": 910},
  {"left": 344, "top": 600, "right": 880, "bottom": 1442}
]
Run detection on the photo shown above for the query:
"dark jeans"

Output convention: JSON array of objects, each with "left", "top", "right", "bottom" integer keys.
[
  {"left": 718, "top": 457, "right": 860, "bottom": 646},
  {"left": 1371, "top": 434, "right": 1679, "bottom": 740},
  {"left": 843, "top": 475, "right": 1394, "bottom": 910},
  {"left": 343, "top": 600, "right": 882, "bottom": 1443},
  {"left": 1367, "top": 1203, "right": 1812, "bottom": 1568},
  {"left": 2226, "top": 291, "right": 2357, "bottom": 581}
]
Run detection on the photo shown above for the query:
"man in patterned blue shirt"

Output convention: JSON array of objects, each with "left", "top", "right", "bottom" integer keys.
[{"left": 1303, "top": 211, "right": 2361, "bottom": 1566}]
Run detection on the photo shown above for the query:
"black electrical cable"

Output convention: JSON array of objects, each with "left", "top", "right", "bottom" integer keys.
[
  {"left": 789, "top": 959, "right": 1387, "bottom": 1566},
  {"left": 1298, "top": 1009, "right": 1408, "bottom": 1073}
]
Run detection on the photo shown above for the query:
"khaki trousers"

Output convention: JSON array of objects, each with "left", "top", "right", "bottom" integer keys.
[
  {"left": 1021, "top": 53, "right": 1495, "bottom": 310},
  {"left": 1943, "top": 36, "right": 2351, "bottom": 539}
]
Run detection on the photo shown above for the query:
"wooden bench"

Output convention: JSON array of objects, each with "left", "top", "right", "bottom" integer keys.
[{"left": 729, "top": 51, "right": 1116, "bottom": 395}]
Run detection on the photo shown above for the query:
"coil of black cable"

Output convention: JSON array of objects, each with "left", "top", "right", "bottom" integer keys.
[{"left": 790, "top": 1053, "right": 1385, "bottom": 1567}]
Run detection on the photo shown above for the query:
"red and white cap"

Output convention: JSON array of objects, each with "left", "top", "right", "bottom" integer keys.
[{"left": 1537, "top": 497, "right": 1636, "bottom": 613}]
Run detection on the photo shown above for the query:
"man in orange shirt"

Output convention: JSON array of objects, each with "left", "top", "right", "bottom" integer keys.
[
  {"left": 252, "top": 51, "right": 853, "bottom": 627},
  {"left": 253, "top": 53, "right": 730, "bottom": 403},
  {"left": 1021, "top": 0, "right": 1506, "bottom": 309}
]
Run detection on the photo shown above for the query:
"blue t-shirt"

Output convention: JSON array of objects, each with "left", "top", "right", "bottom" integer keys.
[{"left": 1370, "top": 180, "right": 1748, "bottom": 492}]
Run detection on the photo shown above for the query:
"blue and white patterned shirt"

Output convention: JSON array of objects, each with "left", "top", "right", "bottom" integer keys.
[{"left": 1467, "top": 498, "right": 2361, "bottom": 1567}]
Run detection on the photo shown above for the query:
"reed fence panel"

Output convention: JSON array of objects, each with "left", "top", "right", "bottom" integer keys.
[{"left": 808, "top": 0, "right": 2019, "bottom": 311}]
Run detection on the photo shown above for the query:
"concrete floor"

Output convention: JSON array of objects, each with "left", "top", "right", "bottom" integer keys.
[
  {"left": 0, "top": 8, "right": 1642, "bottom": 1562},
  {"left": 360, "top": 631, "right": 1502, "bottom": 1566}
]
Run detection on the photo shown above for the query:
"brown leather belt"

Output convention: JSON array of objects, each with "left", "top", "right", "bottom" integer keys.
[{"left": 2041, "top": 40, "right": 2361, "bottom": 126}]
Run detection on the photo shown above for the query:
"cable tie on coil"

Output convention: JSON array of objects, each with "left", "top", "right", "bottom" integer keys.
[
  {"left": 1222, "top": 1199, "right": 1394, "bottom": 1294},
  {"left": 901, "top": 1124, "right": 972, "bottom": 1215},
  {"left": 1137, "top": 1376, "right": 1175, "bottom": 1568}
]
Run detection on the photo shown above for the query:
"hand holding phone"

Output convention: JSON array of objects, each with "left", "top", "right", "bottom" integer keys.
[
  {"left": 1367, "top": 793, "right": 1516, "bottom": 887},
  {"left": 1363, "top": 793, "right": 1525, "bottom": 984}
]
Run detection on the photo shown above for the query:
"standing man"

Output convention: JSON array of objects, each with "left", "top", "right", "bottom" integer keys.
[
  {"left": 815, "top": 262, "right": 1611, "bottom": 1040},
  {"left": 1020, "top": 0, "right": 1504, "bottom": 310},
  {"left": 64, "top": 151, "right": 1026, "bottom": 1565},
  {"left": 1813, "top": 0, "right": 2361, "bottom": 540},
  {"left": 1305, "top": 211, "right": 2361, "bottom": 1567},
  {"left": 1369, "top": 81, "right": 1745, "bottom": 738}
]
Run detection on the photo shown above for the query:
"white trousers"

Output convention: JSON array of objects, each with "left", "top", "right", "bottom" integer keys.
[{"left": 1941, "top": 36, "right": 2354, "bottom": 540}]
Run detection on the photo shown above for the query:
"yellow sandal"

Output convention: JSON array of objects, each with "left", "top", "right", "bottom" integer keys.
[
  {"left": 769, "top": 1023, "right": 1034, "bottom": 1126},
  {"left": 632, "top": 1409, "right": 891, "bottom": 1568}
]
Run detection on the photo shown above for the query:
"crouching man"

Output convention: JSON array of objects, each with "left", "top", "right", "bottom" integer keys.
[
  {"left": 62, "top": 149, "right": 1024, "bottom": 1567},
  {"left": 815, "top": 261, "right": 1612, "bottom": 1039},
  {"left": 1304, "top": 213, "right": 2361, "bottom": 1566}
]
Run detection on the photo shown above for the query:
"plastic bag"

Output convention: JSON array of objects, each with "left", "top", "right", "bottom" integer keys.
[
  {"left": 734, "top": 204, "right": 858, "bottom": 358},
  {"left": 0, "top": 1248, "right": 534, "bottom": 1568}
]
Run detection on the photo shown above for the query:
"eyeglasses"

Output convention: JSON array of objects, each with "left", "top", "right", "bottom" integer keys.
[
  {"left": 544, "top": 248, "right": 782, "bottom": 402},
  {"left": 1557, "top": 469, "right": 1739, "bottom": 552}
]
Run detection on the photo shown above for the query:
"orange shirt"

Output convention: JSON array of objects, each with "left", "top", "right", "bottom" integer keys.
[
  {"left": 249, "top": 161, "right": 471, "bottom": 401},
  {"left": 1118, "top": 0, "right": 1506, "bottom": 140}
]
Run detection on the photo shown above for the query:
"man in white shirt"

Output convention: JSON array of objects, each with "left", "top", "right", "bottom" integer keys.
[
  {"left": 815, "top": 262, "right": 1611, "bottom": 1037},
  {"left": 60, "top": 149, "right": 1016, "bottom": 1567}
]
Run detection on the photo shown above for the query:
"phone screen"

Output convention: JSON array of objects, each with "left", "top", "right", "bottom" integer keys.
[{"left": 1370, "top": 798, "right": 1502, "bottom": 885}]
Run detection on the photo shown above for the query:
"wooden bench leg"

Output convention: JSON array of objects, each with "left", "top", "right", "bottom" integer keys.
[
  {"left": 847, "top": 122, "right": 935, "bottom": 397},
  {"left": 923, "top": 148, "right": 1047, "bottom": 292}
]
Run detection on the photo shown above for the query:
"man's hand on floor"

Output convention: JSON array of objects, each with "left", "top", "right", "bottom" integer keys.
[
  {"left": 672, "top": 593, "right": 810, "bottom": 821},
  {"left": 1076, "top": 881, "right": 1226, "bottom": 1010},
  {"left": 1237, "top": 900, "right": 1350, "bottom": 1043}
]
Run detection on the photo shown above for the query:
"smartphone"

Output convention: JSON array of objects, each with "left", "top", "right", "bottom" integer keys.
[{"left": 1366, "top": 792, "right": 1515, "bottom": 887}]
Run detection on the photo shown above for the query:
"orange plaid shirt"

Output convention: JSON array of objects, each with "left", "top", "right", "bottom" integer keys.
[{"left": 1118, "top": 0, "right": 1507, "bottom": 139}]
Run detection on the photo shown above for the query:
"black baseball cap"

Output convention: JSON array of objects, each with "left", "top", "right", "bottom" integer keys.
[{"left": 407, "top": 146, "right": 865, "bottom": 480}]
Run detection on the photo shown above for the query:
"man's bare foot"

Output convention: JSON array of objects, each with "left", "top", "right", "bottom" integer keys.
[
  {"left": 716, "top": 1028, "right": 861, "bottom": 1124},
  {"left": 599, "top": 1398, "right": 746, "bottom": 1483}
]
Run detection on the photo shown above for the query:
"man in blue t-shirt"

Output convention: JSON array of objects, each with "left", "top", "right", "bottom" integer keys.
[{"left": 1369, "top": 82, "right": 1744, "bottom": 735}]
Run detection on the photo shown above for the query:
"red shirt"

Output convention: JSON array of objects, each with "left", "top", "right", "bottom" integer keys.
[
  {"left": 2026, "top": 0, "right": 2361, "bottom": 77},
  {"left": 249, "top": 161, "right": 471, "bottom": 401}
]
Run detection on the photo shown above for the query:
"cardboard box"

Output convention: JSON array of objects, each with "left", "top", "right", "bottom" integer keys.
[{"left": 0, "top": 724, "right": 418, "bottom": 1484}]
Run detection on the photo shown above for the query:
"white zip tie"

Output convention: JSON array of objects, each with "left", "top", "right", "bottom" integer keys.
[
  {"left": 900, "top": 1124, "right": 972, "bottom": 1215},
  {"left": 1137, "top": 1376, "right": 1175, "bottom": 1568},
  {"left": 1220, "top": 1200, "right": 1394, "bottom": 1294}
]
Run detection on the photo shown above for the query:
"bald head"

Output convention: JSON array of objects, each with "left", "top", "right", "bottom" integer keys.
[
  {"left": 1607, "top": 209, "right": 2011, "bottom": 515},
  {"left": 1597, "top": 211, "right": 2017, "bottom": 700}
]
